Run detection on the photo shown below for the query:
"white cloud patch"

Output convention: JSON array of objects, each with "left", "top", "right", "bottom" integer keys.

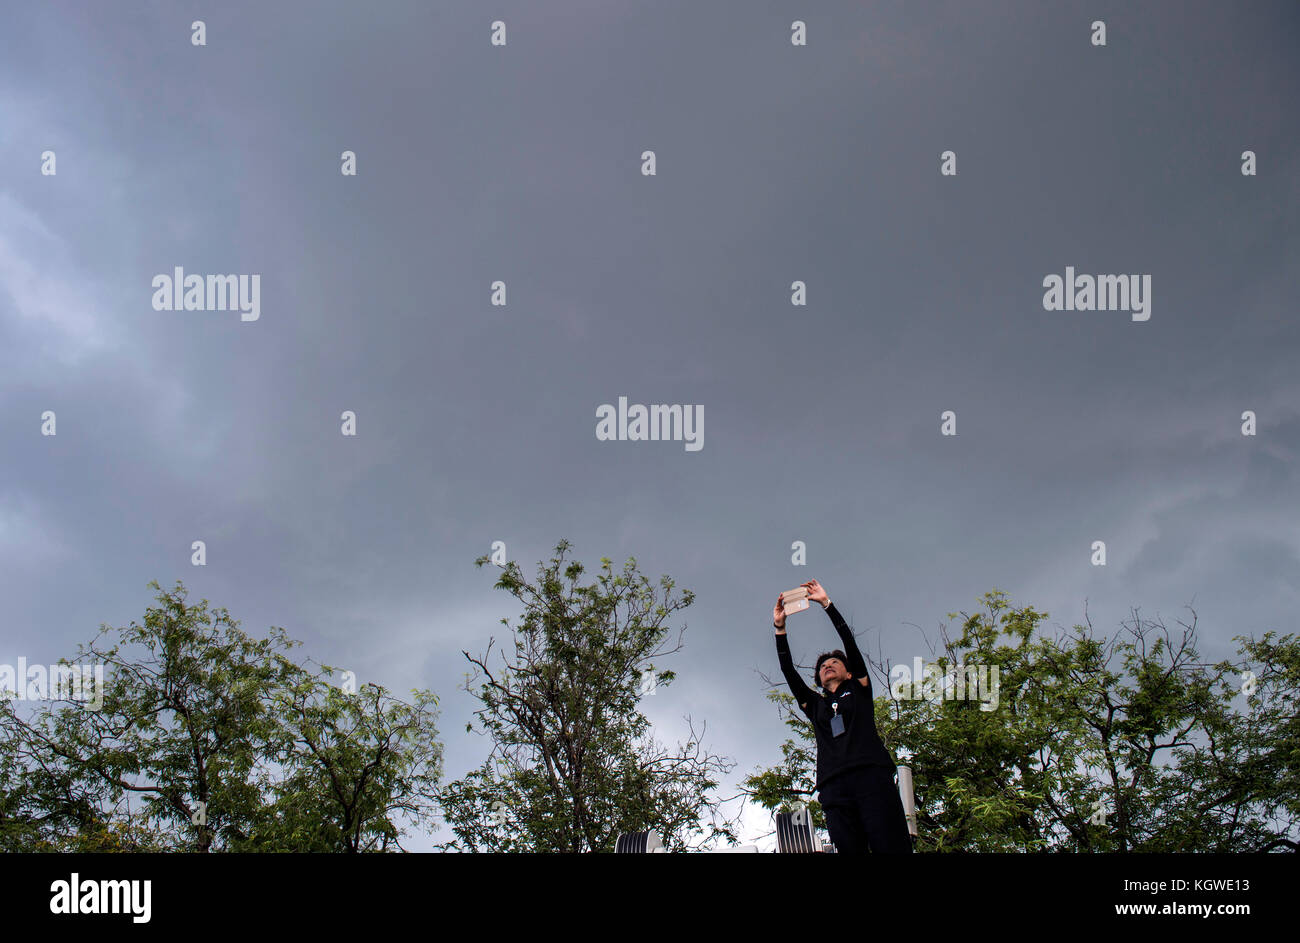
[{"left": 0, "top": 192, "right": 115, "bottom": 366}]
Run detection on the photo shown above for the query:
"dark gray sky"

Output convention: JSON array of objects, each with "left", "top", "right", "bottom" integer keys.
[{"left": 2, "top": 0, "right": 1297, "bottom": 850}]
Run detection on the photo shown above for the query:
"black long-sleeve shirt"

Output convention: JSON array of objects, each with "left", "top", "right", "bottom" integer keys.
[{"left": 776, "top": 602, "right": 895, "bottom": 790}]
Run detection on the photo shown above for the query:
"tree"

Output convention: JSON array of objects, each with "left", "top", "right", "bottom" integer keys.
[
  {"left": 245, "top": 673, "right": 442, "bottom": 852},
  {"left": 744, "top": 589, "right": 1300, "bottom": 852},
  {"left": 0, "top": 580, "right": 442, "bottom": 852},
  {"left": 438, "top": 539, "right": 739, "bottom": 852}
]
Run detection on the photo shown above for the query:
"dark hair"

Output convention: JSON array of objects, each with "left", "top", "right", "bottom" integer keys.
[{"left": 813, "top": 650, "right": 848, "bottom": 689}]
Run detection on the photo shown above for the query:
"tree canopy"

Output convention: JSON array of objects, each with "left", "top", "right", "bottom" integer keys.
[
  {"left": 437, "top": 539, "right": 739, "bottom": 851},
  {"left": 0, "top": 580, "right": 441, "bottom": 852}
]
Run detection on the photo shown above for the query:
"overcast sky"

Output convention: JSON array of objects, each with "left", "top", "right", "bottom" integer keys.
[{"left": 2, "top": 0, "right": 1297, "bottom": 851}]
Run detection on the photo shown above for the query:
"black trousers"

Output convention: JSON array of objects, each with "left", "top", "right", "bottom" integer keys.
[{"left": 818, "top": 765, "right": 913, "bottom": 853}]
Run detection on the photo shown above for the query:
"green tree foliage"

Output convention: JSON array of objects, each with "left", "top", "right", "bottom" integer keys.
[
  {"left": 438, "top": 540, "right": 739, "bottom": 852},
  {"left": 240, "top": 671, "right": 441, "bottom": 852},
  {"left": 0, "top": 580, "right": 442, "bottom": 852},
  {"left": 745, "top": 590, "right": 1299, "bottom": 852}
]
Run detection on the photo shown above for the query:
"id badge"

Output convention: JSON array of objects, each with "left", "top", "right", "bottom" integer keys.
[{"left": 830, "top": 709, "right": 845, "bottom": 737}]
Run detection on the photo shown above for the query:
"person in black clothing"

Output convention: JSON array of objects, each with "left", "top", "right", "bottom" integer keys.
[{"left": 773, "top": 579, "right": 912, "bottom": 853}]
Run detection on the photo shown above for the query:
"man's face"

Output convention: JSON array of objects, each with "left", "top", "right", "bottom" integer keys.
[{"left": 820, "top": 658, "right": 849, "bottom": 687}]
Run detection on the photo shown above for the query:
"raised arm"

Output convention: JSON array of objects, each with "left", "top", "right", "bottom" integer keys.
[
  {"left": 804, "top": 580, "right": 870, "bottom": 686},
  {"left": 773, "top": 594, "right": 815, "bottom": 712},
  {"left": 826, "top": 604, "right": 869, "bottom": 680}
]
